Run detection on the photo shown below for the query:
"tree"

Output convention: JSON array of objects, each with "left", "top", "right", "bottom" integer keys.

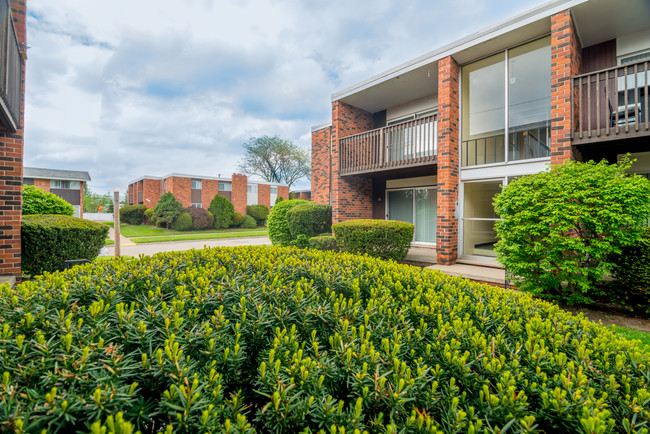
[
  {"left": 493, "top": 158, "right": 650, "bottom": 305},
  {"left": 152, "top": 192, "right": 183, "bottom": 229},
  {"left": 209, "top": 194, "right": 234, "bottom": 229},
  {"left": 83, "top": 186, "right": 114, "bottom": 213},
  {"left": 238, "top": 136, "right": 310, "bottom": 189},
  {"left": 23, "top": 185, "right": 74, "bottom": 216}
]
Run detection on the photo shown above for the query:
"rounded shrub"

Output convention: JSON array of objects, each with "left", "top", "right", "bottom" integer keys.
[
  {"left": 611, "top": 228, "right": 650, "bottom": 315},
  {"left": 21, "top": 214, "right": 109, "bottom": 276},
  {"left": 1, "top": 246, "right": 648, "bottom": 432},
  {"left": 231, "top": 212, "right": 245, "bottom": 227},
  {"left": 143, "top": 208, "right": 155, "bottom": 225},
  {"left": 267, "top": 199, "right": 309, "bottom": 245},
  {"left": 309, "top": 235, "right": 338, "bottom": 251},
  {"left": 332, "top": 219, "right": 414, "bottom": 261},
  {"left": 186, "top": 206, "right": 212, "bottom": 230},
  {"left": 208, "top": 194, "right": 234, "bottom": 229},
  {"left": 119, "top": 204, "right": 147, "bottom": 225},
  {"left": 22, "top": 185, "right": 74, "bottom": 216},
  {"left": 246, "top": 204, "right": 269, "bottom": 225},
  {"left": 241, "top": 215, "right": 257, "bottom": 229},
  {"left": 152, "top": 192, "right": 183, "bottom": 229},
  {"left": 286, "top": 202, "right": 332, "bottom": 239},
  {"left": 172, "top": 211, "right": 193, "bottom": 231}
]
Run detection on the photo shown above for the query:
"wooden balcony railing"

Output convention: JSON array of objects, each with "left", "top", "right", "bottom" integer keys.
[
  {"left": 0, "top": 0, "right": 21, "bottom": 131},
  {"left": 572, "top": 60, "right": 649, "bottom": 144},
  {"left": 339, "top": 115, "right": 437, "bottom": 176}
]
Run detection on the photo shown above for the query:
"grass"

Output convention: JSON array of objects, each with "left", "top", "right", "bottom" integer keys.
[
  {"left": 120, "top": 224, "right": 266, "bottom": 238},
  {"left": 105, "top": 239, "right": 114, "bottom": 246},
  {"left": 611, "top": 325, "right": 650, "bottom": 351},
  {"left": 103, "top": 222, "right": 114, "bottom": 228},
  {"left": 131, "top": 230, "right": 268, "bottom": 244}
]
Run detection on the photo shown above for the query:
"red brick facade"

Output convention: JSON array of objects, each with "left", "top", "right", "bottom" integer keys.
[
  {"left": 436, "top": 56, "right": 460, "bottom": 265},
  {"left": 277, "top": 185, "right": 289, "bottom": 203},
  {"left": 231, "top": 173, "right": 247, "bottom": 215},
  {"left": 33, "top": 178, "right": 49, "bottom": 192},
  {"left": 142, "top": 178, "right": 161, "bottom": 208},
  {"left": 550, "top": 9, "right": 582, "bottom": 165},
  {"left": 258, "top": 183, "right": 270, "bottom": 209},
  {"left": 0, "top": 0, "right": 26, "bottom": 278},
  {"left": 203, "top": 179, "right": 219, "bottom": 209},
  {"left": 330, "top": 101, "right": 373, "bottom": 223},
  {"left": 311, "top": 126, "right": 331, "bottom": 205}
]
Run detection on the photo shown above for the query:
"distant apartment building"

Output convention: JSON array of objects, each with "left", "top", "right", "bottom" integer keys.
[
  {"left": 127, "top": 173, "right": 289, "bottom": 214},
  {"left": 291, "top": 189, "right": 312, "bottom": 200},
  {"left": 23, "top": 167, "right": 91, "bottom": 218}
]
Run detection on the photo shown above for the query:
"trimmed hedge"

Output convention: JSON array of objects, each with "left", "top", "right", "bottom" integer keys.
[
  {"left": 1, "top": 246, "right": 648, "bottom": 432},
  {"left": 22, "top": 185, "right": 74, "bottom": 216},
  {"left": 333, "top": 219, "right": 414, "bottom": 261},
  {"left": 246, "top": 204, "right": 269, "bottom": 225},
  {"left": 172, "top": 211, "right": 193, "bottom": 231},
  {"left": 231, "top": 212, "right": 245, "bottom": 227},
  {"left": 267, "top": 199, "right": 309, "bottom": 245},
  {"left": 286, "top": 202, "right": 332, "bottom": 239},
  {"left": 119, "top": 204, "right": 147, "bottom": 225},
  {"left": 611, "top": 228, "right": 650, "bottom": 315},
  {"left": 209, "top": 194, "right": 234, "bottom": 229},
  {"left": 241, "top": 215, "right": 257, "bottom": 229},
  {"left": 143, "top": 208, "right": 155, "bottom": 225},
  {"left": 21, "top": 214, "right": 109, "bottom": 276},
  {"left": 186, "top": 206, "right": 212, "bottom": 230},
  {"left": 309, "top": 234, "right": 338, "bottom": 251}
]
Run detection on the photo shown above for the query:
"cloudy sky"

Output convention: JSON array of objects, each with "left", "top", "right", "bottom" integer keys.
[{"left": 25, "top": 0, "right": 542, "bottom": 194}]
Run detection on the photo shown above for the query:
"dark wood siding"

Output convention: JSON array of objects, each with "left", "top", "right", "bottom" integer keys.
[
  {"left": 23, "top": 178, "right": 34, "bottom": 185},
  {"left": 51, "top": 188, "right": 81, "bottom": 205},
  {"left": 373, "top": 110, "right": 386, "bottom": 129},
  {"left": 372, "top": 178, "right": 386, "bottom": 219},
  {"left": 581, "top": 39, "right": 616, "bottom": 74},
  {"left": 191, "top": 189, "right": 201, "bottom": 203},
  {"left": 218, "top": 191, "right": 232, "bottom": 201}
]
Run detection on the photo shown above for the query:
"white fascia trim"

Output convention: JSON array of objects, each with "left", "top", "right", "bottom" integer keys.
[
  {"left": 127, "top": 175, "right": 162, "bottom": 185},
  {"left": 311, "top": 121, "right": 332, "bottom": 133},
  {"left": 332, "top": 0, "right": 587, "bottom": 102},
  {"left": 162, "top": 173, "right": 231, "bottom": 182}
]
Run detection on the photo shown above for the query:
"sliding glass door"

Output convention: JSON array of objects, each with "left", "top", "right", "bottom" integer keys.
[{"left": 387, "top": 187, "right": 437, "bottom": 244}]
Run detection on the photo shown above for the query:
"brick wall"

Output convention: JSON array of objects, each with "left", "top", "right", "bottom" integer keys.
[
  {"left": 33, "top": 178, "right": 49, "bottom": 192},
  {"left": 143, "top": 178, "right": 161, "bottom": 208},
  {"left": 311, "top": 126, "right": 331, "bottom": 205},
  {"left": 436, "top": 56, "right": 460, "bottom": 265},
  {"left": 79, "top": 181, "right": 84, "bottom": 218},
  {"left": 128, "top": 184, "right": 133, "bottom": 205},
  {"left": 277, "top": 185, "right": 289, "bottom": 204},
  {"left": 203, "top": 179, "right": 219, "bottom": 210},
  {"left": 0, "top": 0, "right": 26, "bottom": 278},
  {"left": 231, "top": 173, "right": 247, "bottom": 215},
  {"left": 550, "top": 9, "right": 582, "bottom": 165},
  {"left": 330, "top": 101, "right": 373, "bottom": 223},
  {"left": 167, "top": 176, "right": 191, "bottom": 208},
  {"left": 258, "top": 183, "right": 270, "bottom": 210}
]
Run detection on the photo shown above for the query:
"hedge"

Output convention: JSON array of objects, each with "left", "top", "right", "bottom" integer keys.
[
  {"left": 209, "top": 194, "right": 234, "bottom": 229},
  {"left": 0, "top": 246, "right": 648, "bottom": 432},
  {"left": 172, "top": 211, "right": 193, "bottom": 231},
  {"left": 309, "top": 234, "right": 338, "bottom": 251},
  {"left": 22, "top": 185, "right": 74, "bottom": 216},
  {"left": 611, "top": 228, "right": 650, "bottom": 315},
  {"left": 246, "top": 204, "right": 269, "bottom": 225},
  {"left": 241, "top": 215, "right": 257, "bottom": 229},
  {"left": 286, "top": 202, "right": 332, "bottom": 239},
  {"left": 21, "top": 214, "right": 109, "bottom": 276},
  {"left": 267, "top": 199, "right": 309, "bottom": 245},
  {"left": 119, "top": 204, "right": 147, "bottom": 225},
  {"left": 143, "top": 208, "right": 155, "bottom": 225},
  {"left": 231, "top": 212, "right": 245, "bottom": 227},
  {"left": 332, "top": 219, "right": 414, "bottom": 261}
]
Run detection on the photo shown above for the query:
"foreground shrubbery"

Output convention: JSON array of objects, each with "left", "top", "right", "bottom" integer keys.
[
  {"left": 333, "top": 219, "right": 414, "bottom": 261},
  {"left": 21, "top": 214, "right": 109, "bottom": 276},
  {"left": 1, "top": 246, "right": 649, "bottom": 432},
  {"left": 267, "top": 199, "right": 309, "bottom": 244}
]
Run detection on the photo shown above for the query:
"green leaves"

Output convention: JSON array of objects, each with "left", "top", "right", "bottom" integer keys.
[{"left": 22, "top": 184, "right": 74, "bottom": 216}]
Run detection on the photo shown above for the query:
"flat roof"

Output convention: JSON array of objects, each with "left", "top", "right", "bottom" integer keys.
[{"left": 24, "top": 167, "right": 91, "bottom": 182}]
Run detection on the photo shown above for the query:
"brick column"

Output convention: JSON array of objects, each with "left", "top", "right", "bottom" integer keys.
[
  {"left": 0, "top": 0, "right": 27, "bottom": 279},
  {"left": 436, "top": 56, "right": 460, "bottom": 265},
  {"left": 311, "top": 125, "right": 331, "bottom": 205},
  {"left": 231, "top": 173, "right": 247, "bottom": 215},
  {"left": 258, "top": 183, "right": 270, "bottom": 209},
  {"left": 79, "top": 181, "right": 85, "bottom": 218},
  {"left": 277, "top": 185, "right": 289, "bottom": 203},
  {"left": 143, "top": 178, "right": 162, "bottom": 208},
  {"left": 330, "top": 101, "right": 373, "bottom": 223},
  {"left": 550, "top": 9, "right": 581, "bottom": 165},
  {"left": 203, "top": 179, "right": 219, "bottom": 210}
]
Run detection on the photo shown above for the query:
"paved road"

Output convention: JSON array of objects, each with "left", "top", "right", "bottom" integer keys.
[{"left": 105, "top": 236, "right": 272, "bottom": 257}]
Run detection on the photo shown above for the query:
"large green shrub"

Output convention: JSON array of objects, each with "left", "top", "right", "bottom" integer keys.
[
  {"left": 1, "top": 246, "right": 648, "bottom": 432},
  {"left": 208, "top": 194, "right": 234, "bottom": 229},
  {"left": 143, "top": 207, "right": 155, "bottom": 225},
  {"left": 333, "top": 219, "right": 414, "bottom": 261},
  {"left": 119, "top": 204, "right": 146, "bottom": 225},
  {"left": 186, "top": 206, "right": 212, "bottom": 230},
  {"left": 494, "top": 159, "right": 650, "bottom": 305},
  {"left": 21, "top": 214, "right": 109, "bottom": 276},
  {"left": 309, "top": 235, "right": 338, "bottom": 251},
  {"left": 246, "top": 204, "right": 269, "bottom": 225},
  {"left": 611, "top": 228, "right": 650, "bottom": 315},
  {"left": 241, "top": 215, "right": 257, "bottom": 229},
  {"left": 172, "top": 211, "right": 193, "bottom": 231},
  {"left": 267, "top": 199, "right": 309, "bottom": 245},
  {"left": 22, "top": 185, "right": 74, "bottom": 216},
  {"left": 152, "top": 192, "right": 183, "bottom": 229},
  {"left": 231, "top": 212, "right": 245, "bottom": 227},
  {"left": 286, "top": 202, "right": 331, "bottom": 239}
]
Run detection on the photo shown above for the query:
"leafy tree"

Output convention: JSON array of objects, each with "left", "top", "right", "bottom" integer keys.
[
  {"left": 209, "top": 194, "right": 234, "bottom": 229},
  {"left": 238, "top": 136, "right": 310, "bottom": 189},
  {"left": 83, "top": 186, "right": 114, "bottom": 213},
  {"left": 22, "top": 185, "right": 74, "bottom": 216},
  {"left": 493, "top": 158, "right": 650, "bottom": 304},
  {"left": 152, "top": 192, "right": 183, "bottom": 229}
]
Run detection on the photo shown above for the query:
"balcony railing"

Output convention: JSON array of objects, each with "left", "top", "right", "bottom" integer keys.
[
  {"left": 572, "top": 60, "right": 649, "bottom": 144},
  {"left": 0, "top": 0, "right": 21, "bottom": 131},
  {"left": 339, "top": 115, "right": 437, "bottom": 176}
]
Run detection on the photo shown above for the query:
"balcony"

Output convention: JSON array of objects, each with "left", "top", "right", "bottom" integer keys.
[
  {"left": 0, "top": 0, "right": 21, "bottom": 131},
  {"left": 572, "top": 60, "right": 649, "bottom": 145},
  {"left": 339, "top": 115, "right": 437, "bottom": 176}
]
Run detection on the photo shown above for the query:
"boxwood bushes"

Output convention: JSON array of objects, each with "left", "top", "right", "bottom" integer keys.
[
  {"left": 333, "top": 219, "right": 414, "bottom": 261},
  {"left": 21, "top": 214, "right": 109, "bottom": 276},
  {"left": 267, "top": 199, "right": 309, "bottom": 244},
  {"left": 2, "top": 246, "right": 648, "bottom": 432},
  {"left": 287, "top": 202, "right": 332, "bottom": 239},
  {"left": 119, "top": 205, "right": 147, "bottom": 225},
  {"left": 22, "top": 185, "right": 74, "bottom": 216}
]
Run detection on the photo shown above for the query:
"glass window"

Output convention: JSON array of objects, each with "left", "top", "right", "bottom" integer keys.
[
  {"left": 218, "top": 183, "right": 231, "bottom": 191},
  {"left": 462, "top": 181, "right": 501, "bottom": 257},
  {"left": 191, "top": 203, "right": 202, "bottom": 208},
  {"left": 508, "top": 37, "right": 551, "bottom": 161},
  {"left": 270, "top": 186, "right": 278, "bottom": 194},
  {"left": 191, "top": 180, "right": 202, "bottom": 189},
  {"left": 50, "top": 180, "right": 80, "bottom": 190},
  {"left": 387, "top": 187, "right": 437, "bottom": 244},
  {"left": 388, "top": 190, "right": 414, "bottom": 224}
]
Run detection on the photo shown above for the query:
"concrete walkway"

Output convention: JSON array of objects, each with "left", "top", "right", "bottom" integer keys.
[
  {"left": 107, "top": 226, "right": 135, "bottom": 247},
  {"left": 427, "top": 263, "right": 509, "bottom": 287}
]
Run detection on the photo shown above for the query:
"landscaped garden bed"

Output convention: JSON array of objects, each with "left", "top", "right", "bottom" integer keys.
[{"left": 1, "top": 246, "right": 649, "bottom": 432}]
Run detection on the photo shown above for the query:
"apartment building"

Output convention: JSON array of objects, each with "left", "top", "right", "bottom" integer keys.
[
  {"left": 23, "top": 167, "right": 91, "bottom": 218},
  {"left": 127, "top": 173, "right": 288, "bottom": 215},
  {"left": 0, "top": 0, "right": 26, "bottom": 281},
  {"left": 312, "top": 0, "right": 650, "bottom": 265}
]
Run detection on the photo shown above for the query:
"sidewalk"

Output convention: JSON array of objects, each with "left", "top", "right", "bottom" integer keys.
[{"left": 107, "top": 227, "right": 135, "bottom": 247}]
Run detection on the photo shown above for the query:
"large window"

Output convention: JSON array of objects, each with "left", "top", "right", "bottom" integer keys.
[
  {"left": 462, "top": 181, "right": 501, "bottom": 257},
  {"left": 462, "top": 37, "right": 551, "bottom": 167},
  {"left": 247, "top": 184, "right": 258, "bottom": 206},
  {"left": 191, "top": 180, "right": 202, "bottom": 189},
  {"left": 50, "top": 180, "right": 80, "bottom": 190},
  {"left": 387, "top": 187, "right": 437, "bottom": 243},
  {"left": 218, "top": 183, "right": 231, "bottom": 191}
]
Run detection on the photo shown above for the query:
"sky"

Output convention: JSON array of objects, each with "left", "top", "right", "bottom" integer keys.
[{"left": 25, "top": 0, "right": 543, "bottom": 194}]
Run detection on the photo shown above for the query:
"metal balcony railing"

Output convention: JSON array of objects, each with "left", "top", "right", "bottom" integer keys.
[
  {"left": 0, "top": 0, "right": 21, "bottom": 131},
  {"left": 339, "top": 115, "right": 437, "bottom": 176}
]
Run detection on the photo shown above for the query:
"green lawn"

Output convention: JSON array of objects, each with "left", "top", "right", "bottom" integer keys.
[
  {"left": 119, "top": 224, "right": 266, "bottom": 238},
  {"left": 131, "top": 230, "right": 269, "bottom": 244},
  {"left": 612, "top": 325, "right": 650, "bottom": 352}
]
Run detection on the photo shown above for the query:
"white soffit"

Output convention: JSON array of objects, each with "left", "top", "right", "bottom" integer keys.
[{"left": 572, "top": 0, "right": 650, "bottom": 48}]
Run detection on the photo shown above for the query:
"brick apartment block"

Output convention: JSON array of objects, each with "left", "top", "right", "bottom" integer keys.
[
  {"left": 312, "top": 0, "right": 650, "bottom": 265},
  {"left": 23, "top": 167, "right": 90, "bottom": 218},
  {"left": 127, "top": 173, "right": 288, "bottom": 215}
]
